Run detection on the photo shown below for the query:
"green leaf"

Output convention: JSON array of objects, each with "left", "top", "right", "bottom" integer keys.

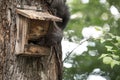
[
  {"left": 100, "top": 38, "right": 106, "bottom": 43},
  {"left": 108, "top": 33, "right": 116, "bottom": 39},
  {"left": 94, "top": 26, "right": 102, "bottom": 31},
  {"left": 111, "top": 54, "right": 119, "bottom": 60},
  {"left": 105, "top": 46, "right": 113, "bottom": 51},
  {"left": 106, "top": 38, "right": 112, "bottom": 41},
  {"left": 111, "top": 60, "right": 120, "bottom": 68},
  {"left": 103, "top": 57, "right": 113, "bottom": 64},
  {"left": 99, "top": 54, "right": 108, "bottom": 59},
  {"left": 116, "top": 36, "right": 120, "bottom": 42}
]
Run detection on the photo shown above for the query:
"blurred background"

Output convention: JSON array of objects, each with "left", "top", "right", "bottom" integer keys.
[{"left": 62, "top": 0, "right": 120, "bottom": 80}]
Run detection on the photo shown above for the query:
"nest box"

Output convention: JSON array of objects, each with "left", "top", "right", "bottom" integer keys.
[{"left": 15, "top": 9, "right": 62, "bottom": 56}]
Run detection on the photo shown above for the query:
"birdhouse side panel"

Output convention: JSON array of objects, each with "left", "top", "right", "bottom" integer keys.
[{"left": 15, "top": 14, "right": 28, "bottom": 54}]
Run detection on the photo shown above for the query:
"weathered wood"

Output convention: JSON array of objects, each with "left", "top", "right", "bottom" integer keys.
[
  {"left": 15, "top": 14, "right": 28, "bottom": 54},
  {"left": 16, "top": 9, "right": 62, "bottom": 21},
  {"left": 22, "top": 44, "right": 50, "bottom": 56},
  {"left": 15, "top": 14, "right": 50, "bottom": 56},
  {"left": 28, "top": 19, "right": 49, "bottom": 40},
  {"left": 17, "top": 5, "right": 37, "bottom": 10}
]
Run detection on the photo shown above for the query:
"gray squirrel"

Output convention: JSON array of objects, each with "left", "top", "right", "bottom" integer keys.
[
  {"left": 46, "top": 0, "right": 70, "bottom": 30},
  {"left": 44, "top": 0, "right": 70, "bottom": 47}
]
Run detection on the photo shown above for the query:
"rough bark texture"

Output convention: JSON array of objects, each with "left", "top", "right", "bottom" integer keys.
[{"left": 0, "top": 0, "right": 62, "bottom": 80}]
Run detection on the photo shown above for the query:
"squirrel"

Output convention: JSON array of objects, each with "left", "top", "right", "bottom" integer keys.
[{"left": 44, "top": 0, "right": 70, "bottom": 47}]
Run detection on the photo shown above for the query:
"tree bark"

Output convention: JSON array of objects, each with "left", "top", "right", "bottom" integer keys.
[{"left": 0, "top": 0, "right": 62, "bottom": 80}]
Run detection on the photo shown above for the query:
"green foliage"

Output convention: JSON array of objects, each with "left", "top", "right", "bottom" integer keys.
[
  {"left": 64, "top": 0, "right": 120, "bottom": 80},
  {"left": 64, "top": 54, "right": 104, "bottom": 80},
  {"left": 66, "top": 0, "right": 110, "bottom": 39},
  {"left": 99, "top": 54, "right": 120, "bottom": 68},
  {"left": 98, "top": 32, "right": 120, "bottom": 68}
]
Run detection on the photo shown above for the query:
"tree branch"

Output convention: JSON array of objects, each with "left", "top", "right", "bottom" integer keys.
[{"left": 63, "top": 38, "right": 90, "bottom": 62}]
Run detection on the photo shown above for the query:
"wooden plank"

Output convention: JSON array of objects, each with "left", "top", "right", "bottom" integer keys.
[
  {"left": 22, "top": 15, "right": 28, "bottom": 52},
  {"left": 17, "top": 44, "right": 51, "bottom": 56},
  {"left": 15, "top": 15, "right": 28, "bottom": 54},
  {"left": 16, "top": 9, "right": 62, "bottom": 22},
  {"left": 15, "top": 14, "right": 21, "bottom": 54},
  {"left": 17, "top": 5, "right": 37, "bottom": 10}
]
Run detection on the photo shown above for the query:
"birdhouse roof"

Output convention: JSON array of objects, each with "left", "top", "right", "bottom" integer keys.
[{"left": 16, "top": 9, "right": 62, "bottom": 22}]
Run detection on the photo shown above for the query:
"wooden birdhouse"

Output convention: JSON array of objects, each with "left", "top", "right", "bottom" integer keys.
[{"left": 15, "top": 9, "right": 62, "bottom": 56}]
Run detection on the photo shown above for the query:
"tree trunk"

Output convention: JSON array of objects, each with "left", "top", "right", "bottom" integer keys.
[{"left": 0, "top": 0, "right": 62, "bottom": 80}]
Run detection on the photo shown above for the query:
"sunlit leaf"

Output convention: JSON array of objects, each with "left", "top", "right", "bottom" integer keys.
[
  {"left": 100, "top": 38, "right": 106, "bottom": 43},
  {"left": 111, "top": 60, "right": 120, "bottom": 68},
  {"left": 111, "top": 54, "right": 119, "bottom": 60},
  {"left": 94, "top": 26, "right": 102, "bottom": 31},
  {"left": 106, "top": 38, "right": 112, "bottom": 41},
  {"left": 105, "top": 46, "right": 113, "bottom": 51},
  {"left": 103, "top": 57, "right": 113, "bottom": 64},
  {"left": 116, "top": 36, "right": 120, "bottom": 42},
  {"left": 99, "top": 54, "right": 108, "bottom": 59},
  {"left": 108, "top": 33, "right": 116, "bottom": 39}
]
